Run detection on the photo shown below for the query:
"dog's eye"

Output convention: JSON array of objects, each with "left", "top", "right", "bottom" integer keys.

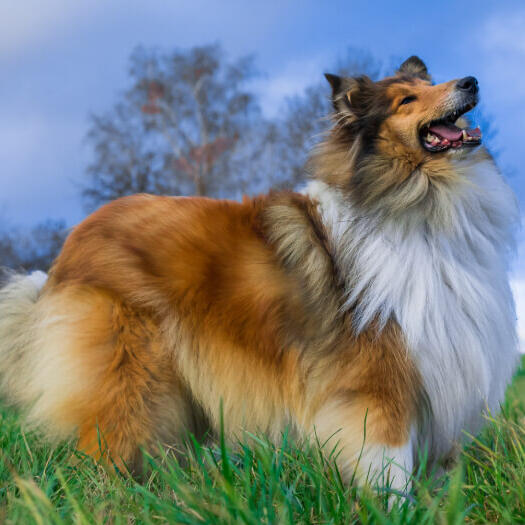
[{"left": 399, "top": 96, "right": 416, "bottom": 106}]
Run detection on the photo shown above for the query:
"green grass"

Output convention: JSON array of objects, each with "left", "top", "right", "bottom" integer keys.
[{"left": 0, "top": 358, "right": 523, "bottom": 524}]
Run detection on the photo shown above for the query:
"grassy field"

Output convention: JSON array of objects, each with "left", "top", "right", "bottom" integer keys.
[{"left": 0, "top": 358, "right": 523, "bottom": 524}]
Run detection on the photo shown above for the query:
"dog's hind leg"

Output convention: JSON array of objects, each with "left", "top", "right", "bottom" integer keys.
[
  {"left": 0, "top": 282, "right": 195, "bottom": 474},
  {"left": 70, "top": 291, "right": 197, "bottom": 474}
]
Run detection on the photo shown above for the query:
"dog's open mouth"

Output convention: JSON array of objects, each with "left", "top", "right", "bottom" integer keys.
[{"left": 420, "top": 103, "right": 482, "bottom": 152}]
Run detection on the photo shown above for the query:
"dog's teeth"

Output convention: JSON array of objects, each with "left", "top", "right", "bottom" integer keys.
[{"left": 462, "top": 130, "right": 468, "bottom": 141}]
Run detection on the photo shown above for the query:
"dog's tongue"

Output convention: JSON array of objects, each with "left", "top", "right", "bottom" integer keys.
[{"left": 428, "top": 123, "right": 463, "bottom": 141}]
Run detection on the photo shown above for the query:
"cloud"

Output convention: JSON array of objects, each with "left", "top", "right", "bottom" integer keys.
[
  {"left": 0, "top": 115, "right": 86, "bottom": 226},
  {"left": 464, "top": 8, "right": 525, "bottom": 203},
  {"left": 484, "top": 10, "right": 525, "bottom": 56},
  {"left": 511, "top": 278, "right": 525, "bottom": 354},
  {"left": 514, "top": 221, "right": 525, "bottom": 276},
  {"left": 252, "top": 53, "right": 330, "bottom": 118},
  {"left": 477, "top": 8, "right": 525, "bottom": 93},
  {"left": 510, "top": 214, "right": 524, "bottom": 353},
  {"left": 0, "top": 1, "right": 104, "bottom": 60}
]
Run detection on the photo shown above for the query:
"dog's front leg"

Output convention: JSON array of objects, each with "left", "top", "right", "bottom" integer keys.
[{"left": 312, "top": 395, "right": 415, "bottom": 495}]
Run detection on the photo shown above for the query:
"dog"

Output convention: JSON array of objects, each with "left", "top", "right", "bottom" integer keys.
[{"left": 0, "top": 56, "right": 519, "bottom": 491}]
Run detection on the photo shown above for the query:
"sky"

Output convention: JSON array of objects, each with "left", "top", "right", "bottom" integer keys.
[{"left": 0, "top": 0, "right": 524, "bottom": 347}]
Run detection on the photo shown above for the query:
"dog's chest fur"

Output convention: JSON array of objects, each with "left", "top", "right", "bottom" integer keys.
[{"left": 305, "top": 158, "right": 519, "bottom": 460}]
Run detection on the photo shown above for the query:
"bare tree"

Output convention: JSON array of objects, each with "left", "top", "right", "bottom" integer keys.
[
  {"left": 0, "top": 220, "right": 67, "bottom": 272},
  {"left": 84, "top": 44, "right": 260, "bottom": 210}
]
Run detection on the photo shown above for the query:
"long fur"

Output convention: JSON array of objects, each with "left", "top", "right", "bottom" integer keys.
[
  {"left": 0, "top": 58, "right": 519, "bottom": 490},
  {"left": 306, "top": 151, "right": 519, "bottom": 462}
]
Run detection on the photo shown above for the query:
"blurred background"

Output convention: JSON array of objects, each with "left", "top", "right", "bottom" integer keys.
[{"left": 0, "top": 0, "right": 523, "bottom": 348}]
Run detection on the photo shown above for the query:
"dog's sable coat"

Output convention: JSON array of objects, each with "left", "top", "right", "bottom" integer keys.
[{"left": 0, "top": 57, "right": 519, "bottom": 490}]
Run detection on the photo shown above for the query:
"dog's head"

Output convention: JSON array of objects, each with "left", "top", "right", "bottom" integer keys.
[
  {"left": 315, "top": 56, "right": 486, "bottom": 215},
  {"left": 326, "top": 56, "right": 481, "bottom": 160}
]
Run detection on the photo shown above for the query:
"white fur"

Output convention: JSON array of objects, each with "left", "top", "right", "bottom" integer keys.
[
  {"left": 0, "top": 272, "right": 104, "bottom": 439},
  {"left": 313, "top": 395, "right": 415, "bottom": 491},
  {"left": 28, "top": 270, "right": 48, "bottom": 290},
  {"left": 363, "top": 441, "right": 413, "bottom": 493},
  {"left": 0, "top": 273, "right": 45, "bottom": 405},
  {"left": 306, "top": 156, "right": 520, "bottom": 462}
]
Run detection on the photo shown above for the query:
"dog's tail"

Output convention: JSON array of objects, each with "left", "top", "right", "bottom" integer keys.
[
  {"left": 0, "top": 271, "right": 50, "bottom": 423},
  {"left": 0, "top": 271, "right": 127, "bottom": 443}
]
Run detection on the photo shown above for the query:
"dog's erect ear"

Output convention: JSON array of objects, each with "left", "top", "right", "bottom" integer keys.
[
  {"left": 324, "top": 73, "right": 343, "bottom": 96},
  {"left": 397, "top": 56, "right": 431, "bottom": 81},
  {"left": 324, "top": 73, "right": 367, "bottom": 119}
]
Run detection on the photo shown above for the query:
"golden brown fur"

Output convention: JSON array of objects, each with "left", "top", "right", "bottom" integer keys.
[
  {"left": 8, "top": 191, "right": 415, "bottom": 478},
  {"left": 3, "top": 56, "right": 502, "bottom": 488}
]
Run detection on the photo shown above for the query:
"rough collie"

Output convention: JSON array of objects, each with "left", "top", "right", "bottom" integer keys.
[{"left": 0, "top": 56, "right": 519, "bottom": 491}]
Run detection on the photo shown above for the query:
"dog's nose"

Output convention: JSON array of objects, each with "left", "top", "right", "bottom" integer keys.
[{"left": 456, "top": 76, "right": 479, "bottom": 94}]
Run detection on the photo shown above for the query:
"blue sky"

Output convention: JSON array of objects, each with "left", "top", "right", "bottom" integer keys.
[
  {"left": 0, "top": 0, "right": 524, "bottom": 341},
  {"left": 1, "top": 0, "right": 524, "bottom": 222}
]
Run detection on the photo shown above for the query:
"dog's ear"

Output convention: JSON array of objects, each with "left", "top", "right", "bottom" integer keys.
[
  {"left": 397, "top": 56, "right": 431, "bottom": 81},
  {"left": 324, "top": 73, "right": 371, "bottom": 120},
  {"left": 324, "top": 73, "right": 343, "bottom": 96}
]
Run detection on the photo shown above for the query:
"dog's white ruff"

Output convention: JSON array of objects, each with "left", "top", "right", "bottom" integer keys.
[{"left": 306, "top": 156, "right": 519, "bottom": 461}]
